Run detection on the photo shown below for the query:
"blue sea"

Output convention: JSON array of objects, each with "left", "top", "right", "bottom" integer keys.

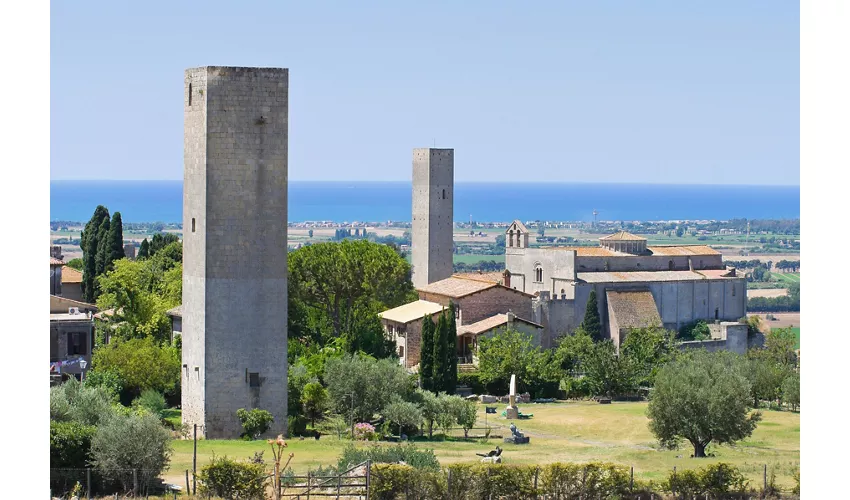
[{"left": 49, "top": 181, "right": 800, "bottom": 224}]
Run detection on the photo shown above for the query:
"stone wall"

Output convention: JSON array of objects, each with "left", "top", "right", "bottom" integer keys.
[
  {"left": 182, "top": 67, "right": 289, "bottom": 439},
  {"left": 411, "top": 148, "right": 454, "bottom": 289}
]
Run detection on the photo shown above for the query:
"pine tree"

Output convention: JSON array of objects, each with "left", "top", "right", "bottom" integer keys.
[
  {"left": 138, "top": 238, "right": 150, "bottom": 259},
  {"left": 419, "top": 315, "right": 435, "bottom": 391},
  {"left": 106, "top": 212, "right": 125, "bottom": 270},
  {"left": 82, "top": 206, "right": 110, "bottom": 303},
  {"left": 445, "top": 302, "right": 458, "bottom": 394},
  {"left": 432, "top": 312, "right": 449, "bottom": 392},
  {"left": 581, "top": 289, "right": 603, "bottom": 342}
]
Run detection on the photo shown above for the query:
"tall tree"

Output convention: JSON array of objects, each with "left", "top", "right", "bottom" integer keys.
[
  {"left": 445, "top": 302, "right": 458, "bottom": 394},
  {"left": 149, "top": 233, "right": 179, "bottom": 257},
  {"left": 138, "top": 238, "right": 150, "bottom": 259},
  {"left": 82, "top": 206, "right": 110, "bottom": 303},
  {"left": 419, "top": 315, "right": 435, "bottom": 391},
  {"left": 432, "top": 312, "right": 449, "bottom": 393},
  {"left": 580, "top": 289, "right": 603, "bottom": 341},
  {"left": 647, "top": 350, "right": 762, "bottom": 458},
  {"left": 106, "top": 212, "right": 125, "bottom": 271}
]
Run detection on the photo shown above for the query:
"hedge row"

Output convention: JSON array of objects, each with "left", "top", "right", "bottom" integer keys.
[{"left": 369, "top": 462, "right": 759, "bottom": 499}]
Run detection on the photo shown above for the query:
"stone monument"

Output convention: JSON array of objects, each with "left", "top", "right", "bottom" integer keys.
[
  {"left": 505, "top": 374, "right": 519, "bottom": 419},
  {"left": 503, "top": 422, "right": 530, "bottom": 445}
]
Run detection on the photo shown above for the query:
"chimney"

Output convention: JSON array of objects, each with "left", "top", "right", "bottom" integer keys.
[
  {"left": 507, "top": 310, "right": 515, "bottom": 324},
  {"left": 502, "top": 269, "right": 511, "bottom": 288}
]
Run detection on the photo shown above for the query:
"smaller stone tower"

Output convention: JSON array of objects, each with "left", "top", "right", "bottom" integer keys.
[{"left": 411, "top": 148, "right": 454, "bottom": 289}]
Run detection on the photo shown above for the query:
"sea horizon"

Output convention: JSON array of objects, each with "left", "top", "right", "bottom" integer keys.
[{"left": 50, "top": 180, "right": 801, "bottom": 224}]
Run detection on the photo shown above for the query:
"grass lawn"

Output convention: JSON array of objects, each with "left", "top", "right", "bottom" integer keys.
[
  {"left": 165, "top": 401, "right": 799, "bottom": 489},
  {"left": 789, "top": 327, "right": 801, "bottom": 348},
  {"left": 772, "top": 273, "right": 800, "bottom": 284}
]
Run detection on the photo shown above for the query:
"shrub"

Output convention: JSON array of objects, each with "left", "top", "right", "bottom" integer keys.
[
  {"left": 337, "top": 443, "right": 440, "bottom": 471},
  {"left": 369, "top": 464, "right": 446, "bottom": 500},
  {"left": 50, "top": 420, "right": 96, "bottom": 468},
  {"left": 197, "top": 455, "right": 268, "bottom": 500},
  {"left": 132, "top": 389, "right": 167, "bottom": 417},
  {"left": 382, "top": 399, "right": 423, "bottom": 436},
  {"left": 457, "top": 371, "right": 485, "bottom": 394},
  {"left": 91, "top": 337, "right": 181, "bottom": 400},
  {"left": 236, "top": 408, "right": 275, "bottom": 440},
  {"left": 90, "top": 412, "right": 172, "bottom": 493},
  {"left": 353, "top": 422, "right": 376, "bottom": 441},
  {"left": 83, "top": 369, "right": 124, "bottom": 403},
  {"left": 539, "top": 462, "right": 630, "bottom": 498},
  {"left": 50, "top": 378, "right": 116, "bottom": 426},
  {"left": 665, "top": 463, "right": 749, "bottom": 498}
]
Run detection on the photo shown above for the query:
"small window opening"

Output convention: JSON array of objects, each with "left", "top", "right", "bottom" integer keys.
[
  {"left": 189, "top": 83, "right": 192, "bottom": 106},
  {"left": 714, "top": 308, "right": 719, "bottom": 320},
  {"left": 249, "top": 372, "right": 260, "bottom": 388},
  {"left": 442, "top": 189, "right": 446, "bottom": 199},
  {"left": 669, "top": 260, "right": 674, "bottom": 270},
  {"left": 192, "top": 218, "right": 196, "bottom": 232}
]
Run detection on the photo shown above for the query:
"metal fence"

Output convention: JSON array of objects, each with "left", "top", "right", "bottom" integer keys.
[{"left": 50, "top": 468, "right": 178, "bottom": 499}]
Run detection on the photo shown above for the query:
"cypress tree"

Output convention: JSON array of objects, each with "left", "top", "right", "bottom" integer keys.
[
  {"left": 138, "top": 238, "right": 150, "bottom": 259},
  {"left": 432, "top": 312, "right": 449, "bottom": 392},
  {"left": 94, "top": 217, "right": 111, "bottom": 278},
  {"left": 445, "top": 302, "right": 458, "bottom": 394},
  {"left": 419, "top": 315, "right": 435, "bottom": 391},
  {"left": 106, "top": 212, "right": 125, "bottom": 269},
  {"left": 581, "top": 289, "right": 603, "bottom": 342},
  {"left": 81, "top": 206, "right": 109, "bottom": 303}
]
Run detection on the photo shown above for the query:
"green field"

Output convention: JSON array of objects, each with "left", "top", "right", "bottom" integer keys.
[
  {"left": 453, "top": 254, "right": 505, "bottom": 265},
  {"left": 790, "top": 327, "right": 801, "bottom": 348},
  {"left": 772, "top": 273, "right": 800, "bottom": 284},
  {"left": 165, "top": 401, "right": 799, "bottom": 488}
]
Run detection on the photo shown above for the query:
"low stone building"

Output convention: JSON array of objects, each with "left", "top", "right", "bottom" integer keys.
[
  {"left": 166, "top": 305, "right": 183, "bottom": 344},
  {"left": 378, "top": 300, "right": 447, "bottom": 368},
  {"left": 457, "top": 311, "right": 544, "bottom": 366},
  {"left": 50, "top": 295, "right": 99, "bottom": 381},
  {"left": 60, "top": 265, "right": 84, "bottom": 302}
]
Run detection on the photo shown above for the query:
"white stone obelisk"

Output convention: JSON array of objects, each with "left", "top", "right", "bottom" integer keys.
[{"left": 506, "top": 374, "right": 519, "bottom": 419}]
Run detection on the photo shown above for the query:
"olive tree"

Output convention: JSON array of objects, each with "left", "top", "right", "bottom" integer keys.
[{"left": 647, "top": 350, "right": 762, "bottom": 457}]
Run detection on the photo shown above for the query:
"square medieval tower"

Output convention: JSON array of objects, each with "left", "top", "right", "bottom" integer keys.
[
  {"left": 411, "top": 148, "right": 454, "bottom": 289},
  {"left": 182, "top": 66, "right": 288, "bottom": 438}
]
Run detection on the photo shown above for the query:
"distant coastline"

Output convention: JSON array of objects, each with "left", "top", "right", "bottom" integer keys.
[{"left": 50, "top": 180, "right": 801, "bottom": 224}]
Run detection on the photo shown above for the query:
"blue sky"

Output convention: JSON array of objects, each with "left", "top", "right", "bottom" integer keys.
[{"left": 50, "top": 1, "right": 799, "bottom": 184}]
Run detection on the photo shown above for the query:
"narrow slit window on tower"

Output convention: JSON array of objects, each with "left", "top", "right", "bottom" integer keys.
[
  {"left": 442, "top": 189, "right": 446, "bottom": 199},
  {"left": 189, "top": 83, "right": 192, "bottom": 106},
  {"left": 192, "top": 218, "right": 196, "bottom": 232},
  {"left": 249, "top": 372, "right": 260, "bottom": 388}
]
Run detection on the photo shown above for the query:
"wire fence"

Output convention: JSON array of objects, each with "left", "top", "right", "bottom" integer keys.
[{"left": 50, "top": 468, "right": 177, "bottom": 499}]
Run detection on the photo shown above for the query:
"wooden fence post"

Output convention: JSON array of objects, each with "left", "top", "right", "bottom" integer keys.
[
  {"left": 764, "top": 463, "right": 768, "bottom": 492},
  {"left": 630, "top": 466, "right": 634, "bottom": 493},
  {"left": 185, "top": 470, "right": 190, "bottom": 496},
  {"left": 86, "top": 467, "right": 91, "bottom": 500}
]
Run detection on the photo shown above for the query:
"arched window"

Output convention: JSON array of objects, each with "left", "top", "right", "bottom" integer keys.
[
  {"left": 508, "top": 231, "right": 514, "bottom": 247},
  {"left": 534, "top": 265, "right": 543, "bottom": 282},
  {"left": 668, "top": 260, "right": 674, "bottom": 270},
  {"left": 560, "top": 289, "right": 566, "bottom": 299}
]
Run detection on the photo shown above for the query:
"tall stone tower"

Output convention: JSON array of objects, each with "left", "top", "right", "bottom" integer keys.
[
  {"left": 411, "top": 148, "right": 454, "bottom": 289},
  {"left": 182, "top": 67, "right": 289, "bottom": 438}
]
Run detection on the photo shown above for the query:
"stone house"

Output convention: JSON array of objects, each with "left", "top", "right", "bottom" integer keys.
[
  {"left": 50, "top": 295, "right": 99, "bottom": 380},
  {"left": 166, "top": 305, "right": 183, "bottom": 344},
  {"left": 60, "top": 265, "right": 84, "bottom": 302},
  {"left": 378, "top": 300, "right": 447, "bottom": 369}
]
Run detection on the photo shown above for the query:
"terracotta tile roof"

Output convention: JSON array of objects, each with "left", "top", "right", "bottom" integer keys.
[
  {"left": 646, "top": 245, "right": 720, "bottom": 256},
  {"left": 378, "top": 300, "right": 446, "bottom": 324},
  {"left": 578, "top": 270, "right": 719, "bottom": 283},
  {"left": 458, "top": 313, "right": 543, "bottom": 336},
  {"left": 600, "top": 231, "right": 646, "bottom": 241},
  {"left": 61, "top": 266, "right": 83, "bottom": 284},
  {"left": 606, "top": 291, "right": 662, "bottom": 329},
  {"left": 50, "top": 257, "right": 65, "bottom": 266},
  {"left": 417, "top": 276, "right": 499, "bottom": 298},
  {"left": 550, "top": 245, "right": 720, "bottom": 257},
  {"left": 452, "top": 272, "right": 504, "bottom": 284}
]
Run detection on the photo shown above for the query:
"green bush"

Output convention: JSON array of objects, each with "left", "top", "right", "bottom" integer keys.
[
  {"left": 367, "top": 462, "right": 634, "bottom": 499},
  {"left": 132, "top": 389, "right": 167, "bottom": 417},
  {"left": 665, "top": 463, "right": 749, "bottom": 498},
  {"left": 236, "top": 408, "right": 275, "bottom": 440},
  {"left": 83, "top": 369, "right": 124, "bottom": 403},
  {"left": 678, "top": 320, "right": 711, "bottom": 341},
  {"left": 457, "top": 371, "right": 485, "bottom": 394},
  {"left": 338, "top": 443, "right": 440, "bottom": 471},
  {"left": 197, "top": 455, "right": 268, "bottom": 500},
  {"left": 90, "top": 412, "right": 172, "bottom": 493},
  {"left": 50, "top": 378, "right": 115, "bottom": 426},
  {"left": 50, "top": 420, "right": 96, "bottom": 468}
]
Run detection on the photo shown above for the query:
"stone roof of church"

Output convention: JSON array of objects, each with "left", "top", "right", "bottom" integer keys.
[
  {"left": 458, "top": 313, "right": 543, "bottom": 336},
  {"left": 378, "top": 300, "right": 446, "bottom": 324},
  {"left": 508, "top": 220, "right": 530, "bottom": 233},
  {"left": 61, "top": 266, "right": 83, "bottom": 284},
  {"left": 600, "top": 231, "right": 646, "bottom": 241},
  {"left": 452, "top": 272, "right": 504, "bottom": 284},
  {"left": 578, "top": 269, "right": 737, "bottom": 283},
  {"left": 606, "top": 290, "right": 662, "bottom": 329},
  {"left": 551, "top": 245, "right": 720, "bottom": 257}
]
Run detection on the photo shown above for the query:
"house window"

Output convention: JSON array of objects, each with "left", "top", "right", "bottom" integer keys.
[
  {"left": 249, "top": 372, "right": 260, "bottom": 388},
  {"left": 67, "top": 332, "right": 87, "bottom": 356},
  {"left": 398, "top": 345, "right": 404, "bottom": 358}
]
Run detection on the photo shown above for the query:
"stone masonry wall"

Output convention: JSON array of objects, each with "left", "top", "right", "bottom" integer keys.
[
  {"left": 183, "top": 67, "right": 289, "bottom": 438},
  {"left": 412, "top": 148, "right": 454, "bottom": 289}
]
